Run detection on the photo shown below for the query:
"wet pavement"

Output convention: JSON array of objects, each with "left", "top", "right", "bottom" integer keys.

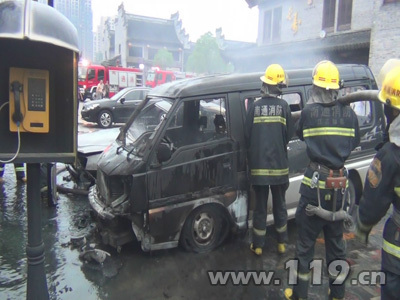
[
  {"left": 0, "top": 164, "right": 385, "bottom": 300},
  {"left": 0, "top": 104, "right": 385, "bottom": 299}
]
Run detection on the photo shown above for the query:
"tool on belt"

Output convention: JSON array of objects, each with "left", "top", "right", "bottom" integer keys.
[{"left": 305, "top": 164, "right": 354, "bottom": 228}]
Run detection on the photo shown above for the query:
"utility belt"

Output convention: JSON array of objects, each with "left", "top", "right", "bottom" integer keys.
[
  {"left": 305, "top": 162, "right": 352, "bottom": 228},
  {"left": 393, "top": 208, "right": 400, "bottom": 228},
  {"left": 309, "top": 162, "right": 347, "bottom": 189}
]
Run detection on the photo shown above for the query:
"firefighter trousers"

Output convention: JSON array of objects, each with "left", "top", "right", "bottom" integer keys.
[
  {"left": 252, "top": 183, "right": 288, "bottom": 248},
  {"left": 382, "top": 269, "right": 400, "bottom": 300},
  {"left": 292, "top": 196, "right": 346, "bottom": 300}
]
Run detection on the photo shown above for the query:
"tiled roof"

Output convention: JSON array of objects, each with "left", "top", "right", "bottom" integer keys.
[{"left": 127, "top": 16, "right": 182, "bottom": 46}]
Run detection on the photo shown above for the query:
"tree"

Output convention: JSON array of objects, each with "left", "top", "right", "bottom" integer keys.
[
  {"left": 153, "top": 48, "right": 174, "bottom": 69},
  {"left": 186, "top": 32, "right": 233, "bottom": 74}
]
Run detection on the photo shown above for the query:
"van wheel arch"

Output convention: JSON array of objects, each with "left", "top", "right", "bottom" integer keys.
[
  {"left": 179, "top": 203, "right": 231, "bottom": 253},
  {"left": 348, "top": 170, "right": 363, "bottom": 205}
]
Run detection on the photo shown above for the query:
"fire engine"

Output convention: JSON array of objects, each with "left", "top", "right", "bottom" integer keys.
[
  {"left": 78, "top": 62, "right": 144, "bottom": 99},
  {"left": 145, "top": 68, "right": 195, "bottom": 88}
]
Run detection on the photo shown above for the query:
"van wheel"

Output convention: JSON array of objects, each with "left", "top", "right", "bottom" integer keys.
[
  {"left": 343, "top": 179, "right": 357, "bottom": 232},
  {"left": 91, "top": 89, "right": 97, "bottom": 100},
  {"left": 98, "top": 110, "right": 113, "bottom": 128},
  {"left": 180, "top": 205, "right": 222, "bottom": 253}
]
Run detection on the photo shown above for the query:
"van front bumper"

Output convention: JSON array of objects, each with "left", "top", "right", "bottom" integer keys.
[{"left": 88, "top": 185, "right": 115, "bottom": 220}]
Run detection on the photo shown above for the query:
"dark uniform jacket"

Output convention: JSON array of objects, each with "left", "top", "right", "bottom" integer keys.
[
  {"left": 358, "top": 141, "right": 400, "bottom": 275},
  {"left": 245, "top": 96, "right": 294, "bottom": 185},
  {"left": 297, "top": 101, "right": 360, "bottom": 202}
]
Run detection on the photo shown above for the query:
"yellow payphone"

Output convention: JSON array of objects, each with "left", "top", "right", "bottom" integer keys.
[{"left": 9, "top": 67, "right": 49, "bottom": 133}]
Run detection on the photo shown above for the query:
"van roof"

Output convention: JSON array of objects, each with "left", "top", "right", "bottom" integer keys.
[{"left": 148, "top": 64, "right": 374, "bottom": 99}]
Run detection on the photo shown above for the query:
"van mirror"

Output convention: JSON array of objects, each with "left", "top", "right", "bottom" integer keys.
[
  {"left": 120, "top": 98, "right": 125, "bottom": 104},
  {"left": 157, "top": 143, "right": 172, "bottom": 163}
]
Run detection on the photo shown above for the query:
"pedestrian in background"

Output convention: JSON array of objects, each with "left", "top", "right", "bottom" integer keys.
[
  {"left": 285, "top": 61, "right": 360, "bottom": 300},
  {"left": 104, "top": 81, "right": 110, "bottom": 98},
  {"left": 245, "top": 64, "right": 294, "bottom": 256},
  {"left": 96, "top": 79, "right": 104, "bottom": 100},
  {"left": 355, "top": 65, "right": 400, "bottom": 300},
  {"left": 0, "top": 163, "right": 26, "bottom": 183}
]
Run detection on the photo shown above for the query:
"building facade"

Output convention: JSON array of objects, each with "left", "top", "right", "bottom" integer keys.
[
  {"left": 236, "top": 0, "right": 373, "bottom": 72},
  {"left": 54, "top": 0, "right": 93, "bottom": 61},
  {"left": 98, "top": 3, "right": 189, "bottom": 71},
  {"left": 369, "top": 0, "right": 400, "bottom": 80}
]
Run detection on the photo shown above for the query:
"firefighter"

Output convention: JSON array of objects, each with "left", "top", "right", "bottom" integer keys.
[
  {"left": 245, "top": 64, "right": 294, "bottom": 255},
  {"left": 0, "top": 163, "right": 26, "bottom": 183},
  {"left": 284, "top": 61, "right": 360, "bottom": 300},
  {"left": 355, "top": 65, "right": 400, "bottom": 300}
]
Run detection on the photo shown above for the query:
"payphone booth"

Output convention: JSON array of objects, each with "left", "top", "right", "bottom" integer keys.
[{"left": 0, "top": 1, "right": 79, "bottom": 299}]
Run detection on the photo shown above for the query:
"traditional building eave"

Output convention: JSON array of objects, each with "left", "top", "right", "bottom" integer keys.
[{"left": 225, "top": 29, "right": 371, "bottom": 60}]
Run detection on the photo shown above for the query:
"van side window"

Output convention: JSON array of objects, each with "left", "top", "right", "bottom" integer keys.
[
  {"left": 282, "top": 93, "right": 302, "bottom": 112},
  {"left": 163, "top": 97, "right": 227, "bottom": 149},
  {"left": 340, "top": 86, "right": 372, "bottom": 126}
]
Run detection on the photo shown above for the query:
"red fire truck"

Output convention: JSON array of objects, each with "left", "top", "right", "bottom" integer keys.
[
  {"left": 145, "top": 68, "right": 195, "bottom": 88},
  {"left": 78, "top": 63, "right": 144, "bottom": 99}
]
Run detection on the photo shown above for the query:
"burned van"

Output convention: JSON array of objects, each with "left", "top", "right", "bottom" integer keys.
[{"left": 89, "top": 64, "right": 384, "bottom": 252}]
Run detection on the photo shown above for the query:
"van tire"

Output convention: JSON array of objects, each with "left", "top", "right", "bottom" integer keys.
[
  {"left": 180, "top": 205, "right": 222, "bottom": 253},
  {"left": 98, "top": 110, "right": 113, "bottom": 128}
]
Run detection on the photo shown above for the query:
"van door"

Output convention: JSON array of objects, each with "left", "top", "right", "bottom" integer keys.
[{"left": 146, "top": 96, "right": 236, "bottom": 209}]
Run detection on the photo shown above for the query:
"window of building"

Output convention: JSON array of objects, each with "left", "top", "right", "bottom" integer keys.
[
  {"left": 322, "top": 0, "right": 336, "bottom": 32},
  {"left": 171, "top": 50, "right": 180, "bottom": 62},
  {"left": 148, "top": 48, "right": 158, "bottom": 60},
  {"left": 337, "top": 0, "right": 352, "bottom": 31},
  {"left": 272, "top": 7, "right": 282, "bottom": 41},
  {"left": 262, "top": 7, "right": 282, "bottom": 44},
  {"left": 129, "top": 46, "right": 143, "bottom": 58},
  {"left": 322, "top": 0, "right": 353, "bottom": 32}
]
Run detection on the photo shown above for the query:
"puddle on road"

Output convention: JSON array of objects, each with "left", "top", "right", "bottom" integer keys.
[{"left": 0, "top": 166, "right": 111, "bottom": 300}]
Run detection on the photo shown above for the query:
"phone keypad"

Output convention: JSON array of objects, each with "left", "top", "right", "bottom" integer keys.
[{"left": 28, "top": 78, "right": 46, "bottom": 111}]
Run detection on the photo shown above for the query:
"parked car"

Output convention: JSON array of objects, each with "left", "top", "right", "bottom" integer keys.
[
  {"left": 81, "top": 87, "right": 150, "bottom": 128},
  {"left": 88, "top": 65, "right": 384, "bottom": 253}
]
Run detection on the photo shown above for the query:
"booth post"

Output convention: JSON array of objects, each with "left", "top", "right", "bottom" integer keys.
[{"left": 0, "top": 1, "right": 79, "bottom": 299}]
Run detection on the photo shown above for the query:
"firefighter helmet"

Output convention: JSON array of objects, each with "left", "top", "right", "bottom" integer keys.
[
  {"left": 312, "top": 60, "right": 340, "bottom": 90},
  {"left": 260, "top": 64, "right": 287, "bottom": 86},
  {"left": 378, "top": 66, "right": 400, "bottom": 110}
]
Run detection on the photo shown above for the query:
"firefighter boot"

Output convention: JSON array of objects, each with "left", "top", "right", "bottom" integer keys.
[
  {"left": 328, "top": 288, "right": 343, "bottom": 300},
  {"left": 277, "top": 243, "right": 286, "bottom": 254},
  {"left": 284, "top": 288, "right": 307, "bottom": 300},
  {"left": 250, "top": 243, "right": 262, "bottom": 256}
]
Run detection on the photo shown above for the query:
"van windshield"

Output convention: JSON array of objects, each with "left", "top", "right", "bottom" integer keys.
[{"left": 126, "top": 98, "right": 172, "bottom": 143}]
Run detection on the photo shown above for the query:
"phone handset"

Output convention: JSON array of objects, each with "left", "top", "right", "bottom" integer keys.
[{"left": 10, "top": 81, "right": 23, "bottom": 124}]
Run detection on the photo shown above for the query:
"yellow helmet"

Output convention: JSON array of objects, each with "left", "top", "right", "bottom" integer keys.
[
  {"left": 260, "top": 64, "right": 287, "bottom": 85},
  {"left": 378, "top": 65, "right": 400, "bottom": 110},
  {"left": 312, "top": 60, "right": 340, "bottom": 90}
]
